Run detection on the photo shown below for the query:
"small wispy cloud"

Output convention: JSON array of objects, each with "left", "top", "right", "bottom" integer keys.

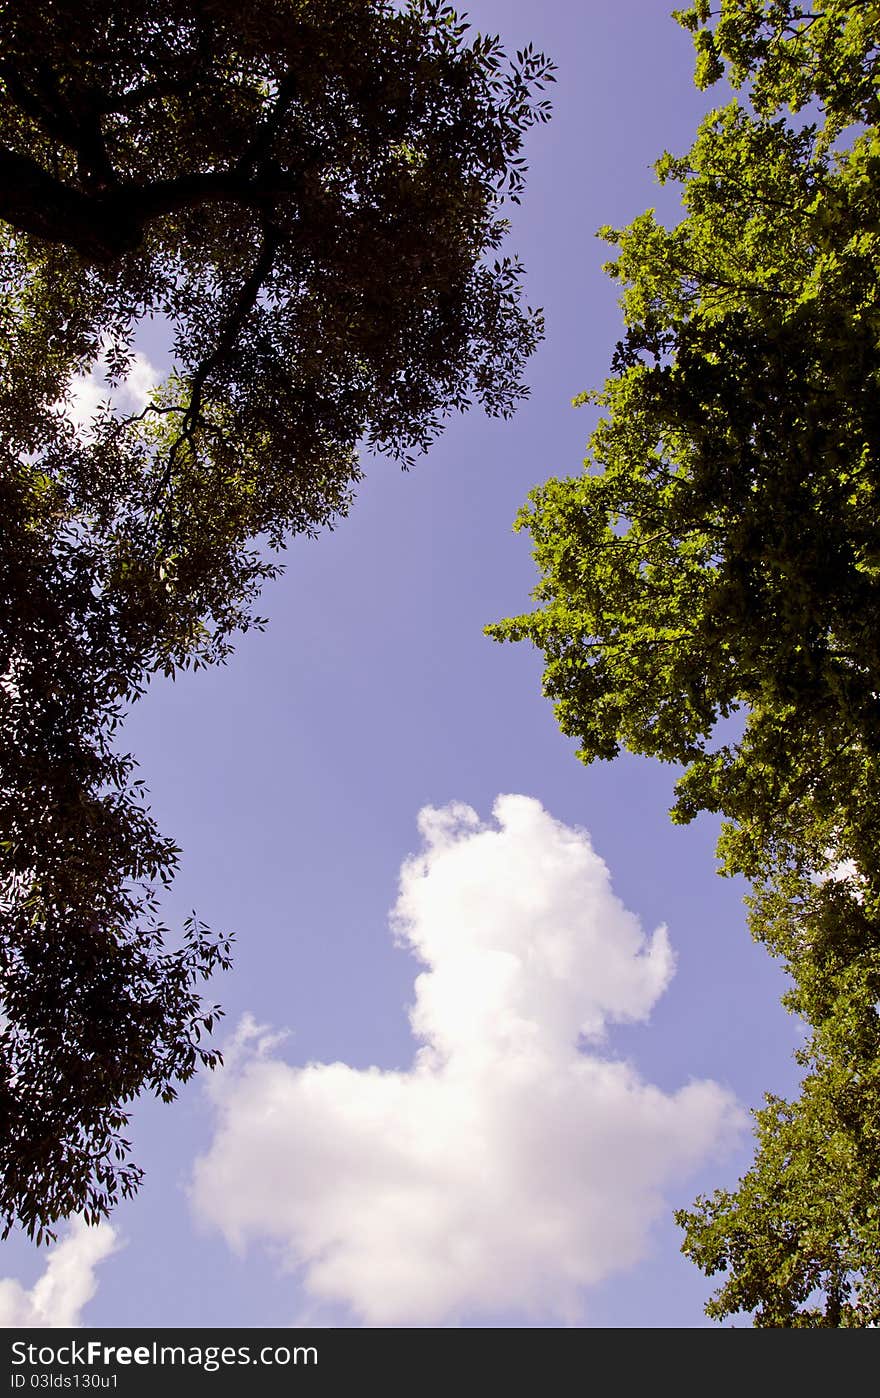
[
  {"left": 193, "top": 795, "right": 744, "bottom": 1326},
  {"left": 0, "top": 1220, "right": 119, "bottom": 1328}
]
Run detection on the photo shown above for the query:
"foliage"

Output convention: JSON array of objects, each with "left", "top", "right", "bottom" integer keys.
[
  {"left": 0, "top": 0, "right": 552, "bottom": 1239},
  {"left": 489, "top": 0, "right": 880, "bottom": 1324}
]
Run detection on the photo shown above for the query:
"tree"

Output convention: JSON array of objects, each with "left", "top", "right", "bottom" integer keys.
[
  {"left": 0, "top": 0, "right": 552, "bottom": 1241},
  {"left": 489, "top": 0, "right": 880, "bottom": 1324}
]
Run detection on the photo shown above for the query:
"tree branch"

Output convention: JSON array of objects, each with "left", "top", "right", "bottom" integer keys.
[
  {"left": 0, "top": 148, "right": 303, "bottom": 261},
  {"left": 152, "top": 217, "right": 281, "bottom": 521}
]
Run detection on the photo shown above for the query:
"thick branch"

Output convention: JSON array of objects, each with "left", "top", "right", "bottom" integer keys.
[
  {"left": 0, "top": 148, "right": 302, "bottom": 262},
  {"left": 0, "top": 148, "right": 138, "bottom": 262}
]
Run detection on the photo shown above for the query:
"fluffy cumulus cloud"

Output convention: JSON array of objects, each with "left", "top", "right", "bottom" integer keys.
[
  {"left": 193, "top": 795, "right": 743, "bottom": 1326},
  {"left": 0, "top": 1220, "right": 118, "bottom": 1328},
  {"left": 63, "top": 351, "right": 158, "bottom": 436}
]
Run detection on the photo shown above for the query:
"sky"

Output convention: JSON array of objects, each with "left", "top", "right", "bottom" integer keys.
[{"left": 1, "top": 1, "right": 807, "bottom": 1329}]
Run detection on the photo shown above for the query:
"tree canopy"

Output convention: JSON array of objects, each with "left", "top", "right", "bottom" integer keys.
[
  {"left": 0, "top": 0, "right": 552, "bottom": 1241},
  {"left": 489, "top": 0, "right": 880, "bottom": 1325}
]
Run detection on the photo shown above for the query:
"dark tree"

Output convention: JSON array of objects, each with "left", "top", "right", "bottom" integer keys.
[{"left": 0, "top": 0, "right": 552, "bottom": 1240}]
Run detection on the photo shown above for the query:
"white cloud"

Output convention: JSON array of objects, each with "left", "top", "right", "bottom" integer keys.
[
  {"left": 193, "top": 795, "right": 743, "bottom": 1326},
  {"left": 63, "top": 351, "right": 158, "bottom": 436},
  {"left": 0, "top": 1220, "right": 119, "bottom": 1328},
  {"left": 121, "top": 353, "right": 158, "bottom": 413},
  {"left": 815, "top": 847, "right": 865, "bottom": 903}
]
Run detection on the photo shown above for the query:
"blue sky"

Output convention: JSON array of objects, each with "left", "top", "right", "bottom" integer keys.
[{"left": 1, "top": 1, "right": 805, "bottom": 1329}]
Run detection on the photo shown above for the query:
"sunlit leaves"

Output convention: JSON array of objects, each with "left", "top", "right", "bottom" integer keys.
[{"left": 490, "top": 0, "right": 880, "bottom": 1326}]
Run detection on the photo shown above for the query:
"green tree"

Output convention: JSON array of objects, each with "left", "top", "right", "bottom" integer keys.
[
  {"left": 489, "top": 0, "right": 880, "bottom": 1325},
  {"left": 0, "top": 0, "right": 552, "bottom": 1241}
]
